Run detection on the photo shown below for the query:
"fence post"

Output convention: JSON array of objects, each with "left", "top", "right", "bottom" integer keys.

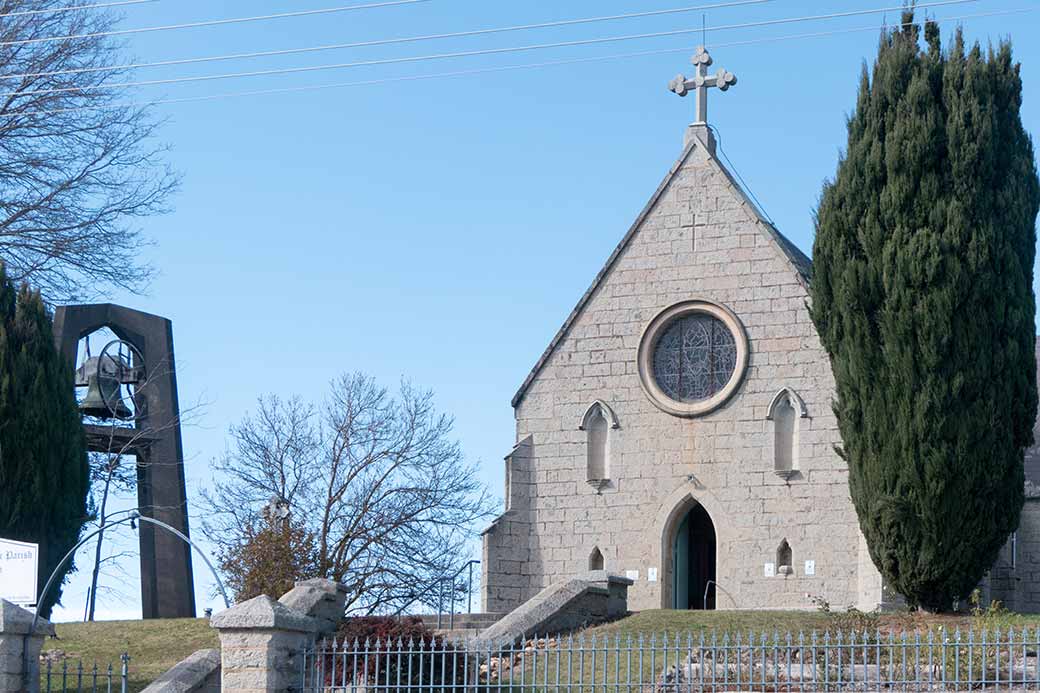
[
  {"left": 0, "top": 599, "right": 55, "bottom": 693},
  {"left": 211, "top": 595, "right": 319, "bottom": 693},
  {"left": 120, "top": 653, "right": 129, "bottom": 693}
]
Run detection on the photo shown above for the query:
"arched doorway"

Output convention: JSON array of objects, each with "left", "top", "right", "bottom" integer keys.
[{"left": 672, "top": 503, "right": 717, "bottom": 609}]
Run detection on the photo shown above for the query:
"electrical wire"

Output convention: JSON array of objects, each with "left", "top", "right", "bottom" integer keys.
[
  {"left": 0, "top": 0, "right": 156, "bottom": 20},
  {"left": 708, "top": 123, "right": 774, "bottom": 224},
  {"left": 0, "top": 0, "right": 431, "bottom": 48},
  {"left": 0, "top": 0, "right": 773, "bottom": 81},
  {"left": 0, "top": 0, "right": 982, "bottom": 99},
  {"left": 16, "top": 7, "right": 1029, "bottom": 117}
]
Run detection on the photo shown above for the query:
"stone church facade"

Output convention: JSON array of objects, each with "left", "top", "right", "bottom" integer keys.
[
  {"left": 481, "top": 116, "right": 886, "bottom": 614},
  {"left": 481, "top": 48, "right": 1040, "bottom": 616}
]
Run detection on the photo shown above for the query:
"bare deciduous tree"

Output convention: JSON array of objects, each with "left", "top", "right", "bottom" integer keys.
[
  {"left": 0, "top": 0, "right": 178, "bottom": 301},
  {"left": 202, "top": 373, "right": 496, "bottom": 614}
]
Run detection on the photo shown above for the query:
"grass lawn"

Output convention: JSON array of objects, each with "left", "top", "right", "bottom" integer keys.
[
  {"left": 586, "top": 609, "right": 1040, "bottom": 639},
  {"left": 586, "top": 610, "right": 834, "bottom": 638},
  {"left": 41, "top": 618, "right": 218, "bottom": 693}
]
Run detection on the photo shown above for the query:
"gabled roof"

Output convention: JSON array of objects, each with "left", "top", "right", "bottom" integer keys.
[{"left": 511, "top": 137, "right": 812, "bottom": 408}]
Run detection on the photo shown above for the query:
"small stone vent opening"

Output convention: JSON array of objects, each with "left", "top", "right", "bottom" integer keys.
[
  {"left": 776, "top": 539, "right": 793, "bottom": 576},
  {"left": 589, "top": 546, "right": 605, "bottom": 571},
  {"left": 580, "top": 401, "right": 618, "bottom": 491}
]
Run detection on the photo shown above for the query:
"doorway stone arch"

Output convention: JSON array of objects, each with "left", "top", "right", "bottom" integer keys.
[{"left": 655, "top": 485, "right": 729, "bottom": 610}]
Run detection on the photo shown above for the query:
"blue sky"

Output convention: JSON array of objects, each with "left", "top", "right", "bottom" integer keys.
[{"left": 48, "top": 0, "right": 1040, "bottom": 621}]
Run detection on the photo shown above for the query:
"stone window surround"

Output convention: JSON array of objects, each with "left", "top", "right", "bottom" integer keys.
[
  {"left": 767, "top": 387, "right": 808, "bottom": 480},
  {"left": 579, "top": 400, "right": 619, "bottom": 491},
  {"left": 637, "top": 299, "right": 750, "bottom": 417},
  {"left": 578, "top": 400, "right": 620, "bottom": 431}
]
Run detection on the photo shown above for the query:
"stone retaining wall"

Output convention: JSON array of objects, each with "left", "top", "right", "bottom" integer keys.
[
  {"left": 477, "top": 571, "right": 632, "bottom": 649},
  {"left": 140, "top": 648, "right": 220, "bottom": 693}
]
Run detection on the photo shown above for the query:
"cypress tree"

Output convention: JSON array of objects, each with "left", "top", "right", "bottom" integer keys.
[
  {"left": 810, "top": 15, "right": 1040, "bottom": 610},
  {"left": 0, "top": 266, "right": 88, "bottom": 617}
]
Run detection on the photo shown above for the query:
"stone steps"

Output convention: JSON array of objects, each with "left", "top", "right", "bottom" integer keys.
[
  {"left": 417, "top": 612, "right": 504, "bottom": 634},
  {"left": 435, "top": 627, "right": 484, "bottom": 643}
]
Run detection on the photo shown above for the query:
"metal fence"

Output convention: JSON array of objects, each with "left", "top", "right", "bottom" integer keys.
[
  {"left": 41, "top": 652, "right": 130, "bottom": 693},
  {"left": 301, "top": 629, "right": 1040, "bottom": 691}
]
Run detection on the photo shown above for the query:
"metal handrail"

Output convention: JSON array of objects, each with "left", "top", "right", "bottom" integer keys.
[
  {"left": 435, "top": 559, "right": 481, "bottom": 630},
  {"left": 704, "top": 579, "right": 717, "bottom": 611}
]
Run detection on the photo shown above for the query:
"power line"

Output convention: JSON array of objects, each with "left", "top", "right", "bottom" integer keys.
[
  {"left": 708, "top": 123, "right": 774, "bottom": 224},
  {"left": 18, "top": 7, "right": 1029, "bottom": 117},
  {"left": 0, "top": 0, "right": 156, "bottom": 20},
  {"left": 0, "top": 0, "right": 431, "bottom": 48},
  {"left": 0, "top": 0, "right": 773, "bottom": 81},
  {"left": 0, "top": 0, "right": 981, "bottom": 99}
]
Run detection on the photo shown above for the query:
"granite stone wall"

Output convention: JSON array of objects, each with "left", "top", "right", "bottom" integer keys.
[
  {"left": 484, "top": 132, "right": 883, "bottom": 614},
  {"left": 983, "top": 495, "right": 1040, "bottom": 613},
  {"left": 483, "top": 438, "right": 534, "bottom": 612},
  {"left": 478, "top": 572, "right": 632, "bottom": 648}
]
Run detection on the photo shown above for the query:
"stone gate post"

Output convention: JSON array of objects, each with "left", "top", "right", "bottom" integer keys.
[
  {"left": 0, "top": 599, "right": 55, "bottom": 693},
  {"left": 211, "top": 596, "right": 318, "bottom": 693}
]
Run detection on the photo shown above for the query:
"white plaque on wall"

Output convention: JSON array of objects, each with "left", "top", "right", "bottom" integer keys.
[
  {"left": 0, "top": 537, "right": 38, "bottom": 606},
  {"left": 648, "top": 567, "right": 658, "bottom": 583},
  {"left": 804, "top": 560, "right": 816, "bottom": 576},
  {"left": 764, "top": 562, "right": 776, "bottom": 577},
  {"left": 626, "top": 570, "right": 640, "bottom": 581}
]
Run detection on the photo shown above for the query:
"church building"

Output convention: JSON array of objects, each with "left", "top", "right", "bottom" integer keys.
[
  {"left": 481, "top": 46, "right": 1040, "bottom": 617},
  {"left": 481, "top": 47, "right": 889, "bottom": 614}
]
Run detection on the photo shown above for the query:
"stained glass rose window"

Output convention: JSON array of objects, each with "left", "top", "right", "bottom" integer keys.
[
  {"left": 651, "top": 314, "right": 737, "bottom": 403},
  {"left": 637, "top": 301, "right": 748, "bottom": 417}
]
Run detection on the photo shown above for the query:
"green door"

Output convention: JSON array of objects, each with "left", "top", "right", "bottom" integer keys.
[{"left": 673, "top": 514, "right": 690, "bottom": 609}]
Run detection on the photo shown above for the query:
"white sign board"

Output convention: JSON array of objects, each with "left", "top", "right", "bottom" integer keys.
[
  {"left": 648, "top": 567, "right": 658, "bottom": 583},
  {"left": 0, "top": 537, "right": 38, "bottom": 606},
  {"left": 625, "top": 570, "right": 639, "bottom": 581},
  {"left": 804, "top": 560, "right": 816, "bottom": 576},
  {"left": 764, "top": 562, "right": 775, "bottom": 577}
]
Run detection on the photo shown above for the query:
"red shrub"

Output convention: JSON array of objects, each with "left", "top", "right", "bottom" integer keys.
[{"left": 323, "top": 616, "right": 468, "bottom": 691}]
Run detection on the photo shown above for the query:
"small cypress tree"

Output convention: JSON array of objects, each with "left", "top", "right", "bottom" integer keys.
[
  {"left": 811, "top": 15, "right": 1040, "bottom": 610},
  {"left": 0, "top": 266, "right": 88, "bottom": 617},
  {"left": 217, "top": 514, "right": 320, "bottom": 603}
]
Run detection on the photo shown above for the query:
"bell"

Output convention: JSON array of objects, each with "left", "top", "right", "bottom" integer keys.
[{"left": 77, "top": 355, "right": 133, "bottom": 420}]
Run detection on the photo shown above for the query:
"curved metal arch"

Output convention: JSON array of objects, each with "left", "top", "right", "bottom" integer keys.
[
  {"left": 578, "top": 400, "right": 620, "bottom": 430},
  {"left": 23, "top": 510, "right": 230, "bottom": 687},
  {"left": 28, "top": 509, "right": 229, "bottom": 635},
  {"left": 766, "top": 387, "right": 808, "bottom": 420}
]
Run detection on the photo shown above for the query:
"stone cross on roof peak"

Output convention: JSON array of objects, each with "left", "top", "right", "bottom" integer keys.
[{"left": 668, "top": 46, "right": 737, "bottom": 126}]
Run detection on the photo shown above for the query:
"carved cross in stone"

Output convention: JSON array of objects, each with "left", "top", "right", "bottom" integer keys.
[{"left": 668, "top": 46, "right": 737, "bottom": 125}]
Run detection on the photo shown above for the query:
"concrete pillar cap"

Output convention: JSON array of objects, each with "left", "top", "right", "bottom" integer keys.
[
  {"left": 210, "top": 595, "right": 318, "bottom": 633},
  {"left": 0, "top": 599, "right": 55, "bottom": 636}
]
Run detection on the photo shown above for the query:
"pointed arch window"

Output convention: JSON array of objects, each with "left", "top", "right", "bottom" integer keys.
[
  {"left": 589, "top": 547, "right": 605, "bottom": 571},
  {"left": 767, "top": 388, "right": 807, "bottom": 479},
  {"left": 579, "top": 401, "right": 619, "bottom": 491},
  {"left": 776, "top": 539, "right": 793, "bottom": 576}
]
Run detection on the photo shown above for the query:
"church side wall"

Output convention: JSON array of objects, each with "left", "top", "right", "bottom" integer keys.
[
  {"left": 983, "top": 497, "right": 1040, "bottom": 613},
  {"left": 506, "top": 141, "right": 882, "bottom": 613},
  {"left": 483, "top": 438, "right": 535, "bottom": 612}
]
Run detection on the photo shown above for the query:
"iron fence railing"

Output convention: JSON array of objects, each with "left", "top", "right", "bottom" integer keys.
[
  {"left": 41, "top": 652, "right": 130, "bottom": 693},
  {"left": 301, "top": 628, "right": 1040, "bottom": 691}
]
